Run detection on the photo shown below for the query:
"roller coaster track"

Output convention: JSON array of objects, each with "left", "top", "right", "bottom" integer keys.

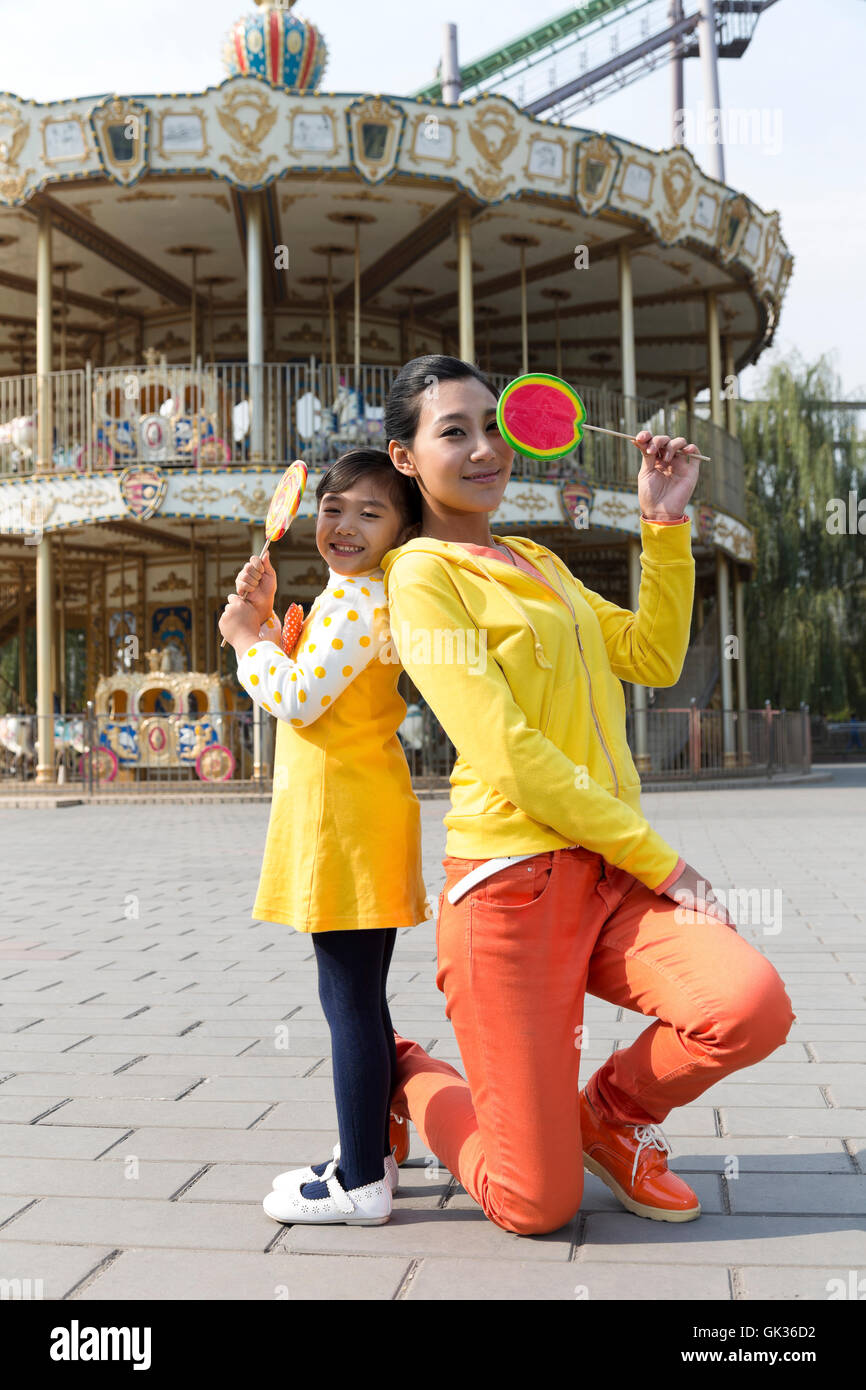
[{"left": 414, "top": 1, "right": 781, "bottom": 120}]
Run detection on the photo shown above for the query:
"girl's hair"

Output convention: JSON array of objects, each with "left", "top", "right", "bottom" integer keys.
[
  {"left": 315, "top": 448, "right": 422, "bottom": 532},
  {"left": 384, "top": 355, "right": 499, "bottom": 449}
]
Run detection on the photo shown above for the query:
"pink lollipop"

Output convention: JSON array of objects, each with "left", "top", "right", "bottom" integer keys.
[{"left": 221, "top": 460, "right": 308, "bottom": 647}]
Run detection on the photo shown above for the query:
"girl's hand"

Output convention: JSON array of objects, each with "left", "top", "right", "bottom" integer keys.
[
  {"left": 664, "top": 860, "right": 737, "bottom": 931},
  {"left": 634, "top": 432, "right": 700, "bottom": 520},
  {"left": 235, "top": 553, "right": 277, "bottom": 623},
  {"left": 219, "top": 592, "right": 264, "bottom": 655}
]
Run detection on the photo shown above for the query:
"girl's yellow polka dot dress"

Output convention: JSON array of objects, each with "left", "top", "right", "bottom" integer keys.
[{"left": 236, "top": 568, "right": 431, "bottom": 933}]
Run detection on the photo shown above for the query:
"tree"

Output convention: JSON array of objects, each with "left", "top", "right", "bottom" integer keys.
[{"left": 738, "top": 352, "right": 866, "bottom": 716}]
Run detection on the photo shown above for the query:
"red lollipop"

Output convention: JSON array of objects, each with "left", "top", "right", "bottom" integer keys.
[{"left": 497, "top": 373, "right": 712, "bottom": 462}]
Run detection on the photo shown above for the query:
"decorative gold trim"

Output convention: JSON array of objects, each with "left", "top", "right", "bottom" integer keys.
[
  {"left": 0, "top": 101, "right": 29, "bottom": 171},
  {"left": 91, "top": 98, "right": 148, "bottom": 187},
  {"left": 346, "top": 95, "right": 405, "bottom": 185},
  {"left": 286, "top": 106, "right": 339, "bottom": 159},
  {"left": 466, "top": 101, "right": 519, "bottom": 200},
  {"left": 40, "top": 114, "right": 92, "bottom": 165},
  {"left": 718, "top": 193, "right": 750, "bottom": 263},
  {"left": 216, "top": 84, "right": 278, "bottom": 152},
  {"left": 155, "top": 107, "right": 210, "bottom": 159},
  {"left": 219, "top": 152, "right": 277, "bottom": 183},
  {"left": 576, "top": 135, "right": 619, "bottom": 216},
  {"left": 618, "top": 155, "right": 655, "bottom": 208},
  {"left": 407, "top": 111, "right": 458, "bottom": 169},
  {"left": 522, "top": 132, "right": 570, "bottom": 185},
  {"left": 657, "top": 150, "right": 695, "bottom": 243},
  {"left": 691, "top": 187, "right": 721, "bottom": 237}
]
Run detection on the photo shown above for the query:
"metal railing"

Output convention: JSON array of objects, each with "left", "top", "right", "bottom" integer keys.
[
  {"left": 0, "top": 703, "right": 811, "bottom": 788},
  {"left": 0, "top": 360, "right": 746, "bottom": 517}
]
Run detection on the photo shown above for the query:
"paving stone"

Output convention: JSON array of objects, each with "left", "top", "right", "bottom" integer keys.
[
  {"left": 739, "top": 1266, "right": 866, "bottom": 1300},
  {"left": 0, "top": 1196, "right": 277, "bottom": 1251},
  {"left": 0, "top": 1242, "right": 117, "bottom": 1299},
  {"left": 719, "top": 1108, "right": 866, "bottom": 1138},
  {"left": 283, "top": 1206, "right": 578, "bottom": 1260},
  {"left": 580, "top": 1214, "right": 866, "bottom": 1265},
  {"left": 404, "top": 1257, "right": 732, "bottom": 1300},
  {"left": 668, "top": 1137, "right": 853, "bottom": 1172},
  {"left": 75, "top": 1249, "right": 411, "bottom": 1301},
  {"left": 0, "top": 1073, "right": 207, "bottom": 1099},
  {"left": 105, "top": 1126, "right": 340, "bottom": 1163},
  {"left": 727, "top": 1174, "right": 866, "bottom": 1215},
  {"left": 0, "top": 1157, "right": 203, "bottom": 1199},
  {"left": 32, "top": 1099, "right": 273, "bottom": 1129}
]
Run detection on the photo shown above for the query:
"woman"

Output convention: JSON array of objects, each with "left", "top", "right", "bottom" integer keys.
[{"left": 378, "top": 355, "right": 794, "bottom": 1237}]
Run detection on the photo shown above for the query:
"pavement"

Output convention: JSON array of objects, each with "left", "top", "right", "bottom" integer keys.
[{"left": 0, "top": 761, "right": 864, "bottom": 1303}]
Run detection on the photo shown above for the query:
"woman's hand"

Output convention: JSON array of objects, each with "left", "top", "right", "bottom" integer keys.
[
  {"left": 235, "top": 553, "right": 277, "bottom": 623},
  {"left": 218, "top": 592, "right": 264, "bottom": 656},
  {"left": 664, "top": 860, "right": 737, "bottom": 931},
  {"left": 634, "top": 432, "right": 700, "bottom": 520}
]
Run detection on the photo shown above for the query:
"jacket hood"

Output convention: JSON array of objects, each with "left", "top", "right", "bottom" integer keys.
[{"left": 381, "top": 534, "right": 574, "bottom": 670}]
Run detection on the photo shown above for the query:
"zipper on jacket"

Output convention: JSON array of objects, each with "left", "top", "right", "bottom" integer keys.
[{"left": 575, "top": 623, "right": 619, "bottom": 797}]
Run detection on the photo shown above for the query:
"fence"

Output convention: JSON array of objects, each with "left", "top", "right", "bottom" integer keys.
[
  {"left": 0, "top": 702, "right": 812, "bottom": 790},
  {"left": 0, "top": 360, "right": 745, "bottom": 517}
]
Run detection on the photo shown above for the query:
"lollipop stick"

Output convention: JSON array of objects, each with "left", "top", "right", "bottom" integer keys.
[
  {"left": 582, "top": 422, "right": 711, "bottom": 462},
  {"left": 219, "top": 537, "right": 272, "bottom": 648}
]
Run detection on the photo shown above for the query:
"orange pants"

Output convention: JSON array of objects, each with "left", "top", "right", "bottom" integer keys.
[{"left": 392, "top": 846, "right": 795, "bottom": 1236}]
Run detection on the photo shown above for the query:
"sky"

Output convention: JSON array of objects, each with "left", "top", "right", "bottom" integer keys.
[{"left": 1, "top": 0, "right": 864, "bottom": 399}]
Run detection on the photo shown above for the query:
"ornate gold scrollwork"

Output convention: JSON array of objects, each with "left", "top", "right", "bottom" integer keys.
[{"left": 466, "top": 101, "right": 519, "bottom": 200}]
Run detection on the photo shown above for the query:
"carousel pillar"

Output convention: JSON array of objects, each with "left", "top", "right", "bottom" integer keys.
[
  {"left": 137, "top": 555, "right": 146, "bottom": 668},
  {"left": 35, "top": 205, "right": 55, "bottom": 779},
  {"left": 716, "top": 548, "right": 737, "bottom": 767},
  {"left": 18, "top": 563, "right": 28, "bottom": 708},
  {"left": 58, "top": 536, "right": 66, "bottom": 714},
  {"left": 246, "top": 193, "right": 265, "bottom": 462},
  {"left": 724, "top": 336, "right": 738, "bottom": 437},
  {"left": 618, "top": 243, "right": 637, "bottom": 434},
  {"left": 441, "top": 23, "right": 461, "bottom": 105},
  {"left": 35, "top": 536, "right": 55, "bottom": 782},
  {"left": 733, "top": 565, "right": 750, "bottom": 765},
  {"left": 697, "top": 0, "right": 725, "bottom": 182},
  {"left": 620, "top": 244, "right": 648, "bottom": 770},
  {"left": 456, "top": 207, "right": 475, "bottom": 364},
  {"left": 705, "top": 290, "right": 723, "bottom": 427},
  {"left": 684, "top": 372, "right": 695, "bottom": 441},
  {"left": 36, "top": 205, "right": 54, "bottom": 471},
  {"left": 670, "top": 0, "right": 684, "bottom": 145}
]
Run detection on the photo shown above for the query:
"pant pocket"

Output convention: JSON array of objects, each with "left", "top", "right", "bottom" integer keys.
[{"left": 479, "top": 853, "right": 554, "bottom": 909}]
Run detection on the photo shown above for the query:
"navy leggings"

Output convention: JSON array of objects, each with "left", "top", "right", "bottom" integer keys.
[{"left": 310, "top": 927, "right": 398, "bottom": 1191}]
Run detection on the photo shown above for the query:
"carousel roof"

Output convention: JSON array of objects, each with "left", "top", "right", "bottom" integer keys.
[{"left": 0, "top": 4, "right": 792, "bottom": 397}]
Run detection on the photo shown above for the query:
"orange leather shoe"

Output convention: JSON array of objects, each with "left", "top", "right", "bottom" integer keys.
[
  {"left": 389, "top": 1111, "right": 410, "bottom": 1166},
  {"left": 580, "top": 1090, "right": 701, "bottom": 1222}
]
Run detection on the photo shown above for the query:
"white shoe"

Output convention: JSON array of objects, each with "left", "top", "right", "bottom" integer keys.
[
  {"left": 272, "top": 1143, "right": 400, "bottom": 1194},
  {"left": 262, "top": 1158, "right": 392, "bottom": 1226}
]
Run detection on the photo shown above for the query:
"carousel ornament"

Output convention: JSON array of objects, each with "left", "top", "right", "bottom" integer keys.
[{"left": 222, "top": 1, "right": 329, "bottom": 92}]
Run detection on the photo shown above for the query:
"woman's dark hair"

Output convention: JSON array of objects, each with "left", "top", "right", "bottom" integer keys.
[
  {"left": 315, "top": 448, "right": 422, "bottom": 532},
  {"left": 384, "top": 355, "right": 499, "bottom": 449}
]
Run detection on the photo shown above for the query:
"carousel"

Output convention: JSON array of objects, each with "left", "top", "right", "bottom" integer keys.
[{"left": 0, "top": 0, "right": 793, "bottom": 783}]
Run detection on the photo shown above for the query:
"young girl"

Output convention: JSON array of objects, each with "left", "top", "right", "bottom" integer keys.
[
  {"left": 218, "top": 448, "right": 430, "bottom": 1226},
  {"left": 375, "top": 354, "right": 795, "bottom": 1236}
]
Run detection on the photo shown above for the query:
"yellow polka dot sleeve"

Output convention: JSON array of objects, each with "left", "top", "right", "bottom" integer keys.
[{"left": 235, "top": 580, "right": 384, "bottom": 726}]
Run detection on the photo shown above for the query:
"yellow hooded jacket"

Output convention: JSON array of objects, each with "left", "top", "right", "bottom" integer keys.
[{"left": 380, "top": 518, "right": 695, "bottom": 892}]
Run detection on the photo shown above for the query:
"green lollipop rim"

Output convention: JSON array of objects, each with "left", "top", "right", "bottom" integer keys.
[{"left": 497, "top": 372, "right": 587, "bottom": 460}]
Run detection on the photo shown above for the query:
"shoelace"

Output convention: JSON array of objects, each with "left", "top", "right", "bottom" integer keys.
[{"left": 630, "top": 1123, "right": 671, "bottom": 1187}]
